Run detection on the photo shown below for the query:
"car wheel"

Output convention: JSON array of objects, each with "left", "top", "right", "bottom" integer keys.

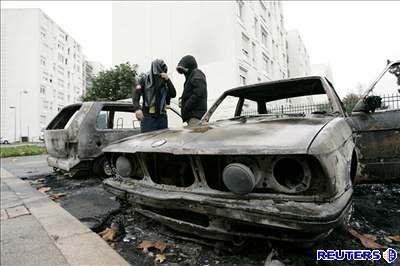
[
  {"left": 93, "top": 156, "right": 113, "bottom": 178},
  {"left": 4, "top": 140, "right": 9, "bottom": 144}
]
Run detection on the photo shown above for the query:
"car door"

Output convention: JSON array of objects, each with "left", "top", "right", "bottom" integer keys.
[{"left": 349, "top": 61, "right": 400, "bottom": 182}]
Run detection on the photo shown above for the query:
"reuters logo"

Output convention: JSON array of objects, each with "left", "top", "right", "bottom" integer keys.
[{"left": 383, "top": 248, "right": 397, "bottom": 263}]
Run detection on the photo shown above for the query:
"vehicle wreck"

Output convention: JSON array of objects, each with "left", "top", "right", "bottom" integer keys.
[
  {"left": 349, "top": 60, "right": 400, "bottom": 183},
  {"left": 45, "top": 102, "right": 141, "bottom": 177},
  {"left": 103, "top": 76, "right": 356, "bottom": 244}
]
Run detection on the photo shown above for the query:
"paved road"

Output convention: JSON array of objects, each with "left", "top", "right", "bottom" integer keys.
[{"left": 1, "top": 154, "right": 51, "bottom": 178}]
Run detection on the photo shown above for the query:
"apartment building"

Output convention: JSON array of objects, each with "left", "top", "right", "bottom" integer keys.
[
  {"left": 83, "top": 59, "right": 105, "bottom": 90},
  {"left": 286, "top": 29, "right": 311, "bottom": 78},
  {"left": 1, "top": 8, "right": 84, "bottom": 142},
  {"left": 112, "top": 1, "right": 290, "bottom": 108}
]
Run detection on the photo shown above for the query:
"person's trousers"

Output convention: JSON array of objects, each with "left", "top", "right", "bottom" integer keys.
[{"left": 141, "top": 115, "right": 168, "bottom": 133}]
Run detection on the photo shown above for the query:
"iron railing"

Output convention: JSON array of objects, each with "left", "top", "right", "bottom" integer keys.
[{"left": 241, "top": 94, "right": 400, "bottom": 116}]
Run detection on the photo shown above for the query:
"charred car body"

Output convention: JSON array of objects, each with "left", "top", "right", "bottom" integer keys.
[
  {"left": 103, "top": 76, "right": 356, "bottom": 244},
  {"left": 45, "top": 102, "right": 140, "bottom": 176},
  {"left": 349, "top": 60, "right": 400, "bottom": 182}
]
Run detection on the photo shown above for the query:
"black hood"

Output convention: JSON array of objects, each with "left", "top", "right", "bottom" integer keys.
[{"left": 177, "top": 55, "right": 198, "bottom": 75}]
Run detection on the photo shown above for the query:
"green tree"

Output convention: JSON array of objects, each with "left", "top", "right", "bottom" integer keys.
[
  {"left": 82, "top": 62, "right": 138, "bottom": 101},
  {"left": 342, "top": 93, "right": 361, "bottom": 113}
]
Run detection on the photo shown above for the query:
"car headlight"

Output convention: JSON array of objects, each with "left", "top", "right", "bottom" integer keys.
[
  {"left": 269, "top": 157, "right": 311, "bottom": 194},
  {"left": 115, "top": 156, "right": 133, "bottom": 177}
]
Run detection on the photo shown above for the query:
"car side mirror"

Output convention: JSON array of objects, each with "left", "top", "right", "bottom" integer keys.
[{"left": 352, "top": 95, "right": 382, "bottom": 114}]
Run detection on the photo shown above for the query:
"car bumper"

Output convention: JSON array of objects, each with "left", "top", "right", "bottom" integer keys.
[
  {"left": 103, "top": 177, "right": 353, "bottom": 244},
  {"left": 47, "top": 156, "right": 81, "bottom": 171}
]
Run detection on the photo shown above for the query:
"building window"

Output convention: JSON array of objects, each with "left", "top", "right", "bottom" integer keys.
[
  {"left": 261, "top": 27, "right": 268, "bottom": 49},
  {"left": 262, "top": 53, "right": 270, "bottom": 73},
  {"left": 40, "top": 31, "right": 46, "bottom": 39},
  {"left": 239, "top": 67, "right": 248, "bottom": 86},
  {"left": 253, "top": 17, "right": 259, "bottom": 38},
  {"left": 40, "top": 85, "right": 46, "bottom": 94},
  {"left": 272, "top": 40, "right": 276, "bottom": 58},
  {"left": 252, "top": 42, "right": 256, "bottom": 64},
  {"left": 65, "top": 58, "right": 68, "bottom": 65},
  {"left": 40, "top": 58, "right": 46, "bottom": 66},
  {"left": 259, "top": 1, "right": 267, "bottom": 22},
  {"left": 237, "top": 0, "right": 244, "bottom": 21},
  {"left": 58, "top": 53, "right": 64, "bottom": 63},
  {"left": 241, "top": 33, "right": 249, "bottom": 58}
]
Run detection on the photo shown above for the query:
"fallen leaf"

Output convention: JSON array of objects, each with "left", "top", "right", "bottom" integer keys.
[
  {"left": 99, "top": 228, "right": 118, "bottom": 242},
  {"left": 389, "top": 235, "right": 400, "bottom": 242},
  {"left": 138, "top": 240, "right": 168, "bottom": 253},
  {"left": 38, "top": 187, "right": 51, "bottom": 193},
  {"left": 110, "top": 242, "right": 116, "bottom": 249},
  {"left": 138, "top": 240, "right": 154, "bottom": 253},
  {"left": 154, "top": 241, "right": 167, "bottom": 253},
  {"left": 49, "top": 193, "right": 67, "bottom": 200},
  {"left": 349, "top": 229, "right": 387, "bottom": 249},
  {"left": 155, "top": 253, "right": 166, "bottom": 263}
]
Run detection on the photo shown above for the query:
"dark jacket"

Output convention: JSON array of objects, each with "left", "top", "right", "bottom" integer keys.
[
  {"left": 177, "top": 55, "right": 207, "bottom": 122},
  {"left": 132, "top": 60, "right": 176, "bottom": 116}
]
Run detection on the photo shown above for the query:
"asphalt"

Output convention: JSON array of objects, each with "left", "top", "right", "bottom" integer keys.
[
  {"left": 0, "top": 167, "right": 129, "bottom": 266},
  {"left": 1, "top": 154, "right": 51, "bottom": 178}
]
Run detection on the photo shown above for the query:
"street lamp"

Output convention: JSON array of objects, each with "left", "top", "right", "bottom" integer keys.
[
  {"left": 19, "top": 89, "right": 28, "bottom": 142},
  {"left": 9, "top": 106, "right": 16, "bottom": 143}
]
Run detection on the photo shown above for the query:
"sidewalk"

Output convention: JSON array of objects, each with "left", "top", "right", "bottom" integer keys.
[{"left": 0, "top": 168, "right": 129, "bottom": 266}]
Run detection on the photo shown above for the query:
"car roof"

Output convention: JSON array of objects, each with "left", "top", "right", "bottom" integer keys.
[{"left": 225, "top": 76, "right": 327, "bottom": 102}]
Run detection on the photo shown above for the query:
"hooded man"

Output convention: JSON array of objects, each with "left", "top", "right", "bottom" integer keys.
[
  {"left": 133, "top": 59, "right": 176, "bottom": 133},
  {"left": 176, "top": 55, "right": 207, "bottom": 126}
]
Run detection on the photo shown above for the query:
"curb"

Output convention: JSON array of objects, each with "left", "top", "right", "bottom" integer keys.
[{"left": 1, "top": 168, "right": 129, "bottom": 266}]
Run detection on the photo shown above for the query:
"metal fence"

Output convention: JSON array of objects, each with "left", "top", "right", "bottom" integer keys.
[{"left": 241, "top": 93, "right": 400, "bottom": 116}]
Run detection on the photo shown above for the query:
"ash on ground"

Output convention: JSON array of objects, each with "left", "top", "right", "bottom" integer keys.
[{"left": 27, "top": 174, "right": 400, "bottom": 266}]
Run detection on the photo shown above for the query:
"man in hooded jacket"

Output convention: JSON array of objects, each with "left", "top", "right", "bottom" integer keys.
[
  {"left": 176, "top": 55, "right": 207, "bottom": 126},
  {"left": 133, "top": 59, "right": 176, "bottom": 133}
]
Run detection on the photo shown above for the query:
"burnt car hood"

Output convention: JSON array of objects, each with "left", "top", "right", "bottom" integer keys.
[{"left": 103, "top": 116, "right": 334, "bottom": 155}]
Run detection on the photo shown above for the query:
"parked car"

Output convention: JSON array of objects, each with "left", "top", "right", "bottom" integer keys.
[
  {"left": 102, "top": 76, "right": 356, "bottom": 245},
  {"left": 349, "top": 60, "right": 400, "bottom": 182},
  {"left": 45, "top": 102, "right": 142, "bottom": 177},
  {"left": 0, "top": 137, "right": 10, "bottom": 144}
]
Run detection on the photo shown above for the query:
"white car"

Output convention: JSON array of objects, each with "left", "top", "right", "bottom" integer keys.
[{"left": 0, "top": 137, "right": 10, "bottom": 144}]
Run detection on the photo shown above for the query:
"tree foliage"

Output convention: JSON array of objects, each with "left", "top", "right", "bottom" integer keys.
[
  {"left": 342, "top": 93, "right": 361, "bottom": 113},
  {"left": 82, "top": 62, "right": 138, "bottom": 101}
]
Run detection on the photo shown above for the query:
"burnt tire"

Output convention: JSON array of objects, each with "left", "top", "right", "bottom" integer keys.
[{"left": 93, "top": 156, "right": 112, "bottom": 178}]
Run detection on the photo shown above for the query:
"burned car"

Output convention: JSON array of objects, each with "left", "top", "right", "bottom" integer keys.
[
  {"left": 349, "top": 60, "right": 400, "bottom": 182},
  {"left": 45, "top": 102, "right": 140, "bottom": 177},
  {"left": 102, "top": 76, "right": 356, "bottom": 245}
]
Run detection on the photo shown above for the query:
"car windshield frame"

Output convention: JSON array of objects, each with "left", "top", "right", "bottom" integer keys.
[{"left": 202, "top": 76, "right": 345, "bottom": 122}]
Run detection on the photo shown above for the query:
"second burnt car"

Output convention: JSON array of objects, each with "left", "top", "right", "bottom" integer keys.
[
  {"left": 45, "top": 102, "right": 141, "bottom": 177},
  {"left": 102, "top": 76, "right": 356, "bottom": 244}
]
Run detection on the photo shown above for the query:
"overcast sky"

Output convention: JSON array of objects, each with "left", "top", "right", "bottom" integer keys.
[{"left": 2, "top": 1, "right": 399, "bottom": 97}]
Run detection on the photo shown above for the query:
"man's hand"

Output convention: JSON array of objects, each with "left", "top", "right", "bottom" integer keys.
[
  {"left": 135, "top": 110, "right": 144, "bottom": 121},
  {"left": 160, "top": 72, "right": 169, "bottom": 80}
]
